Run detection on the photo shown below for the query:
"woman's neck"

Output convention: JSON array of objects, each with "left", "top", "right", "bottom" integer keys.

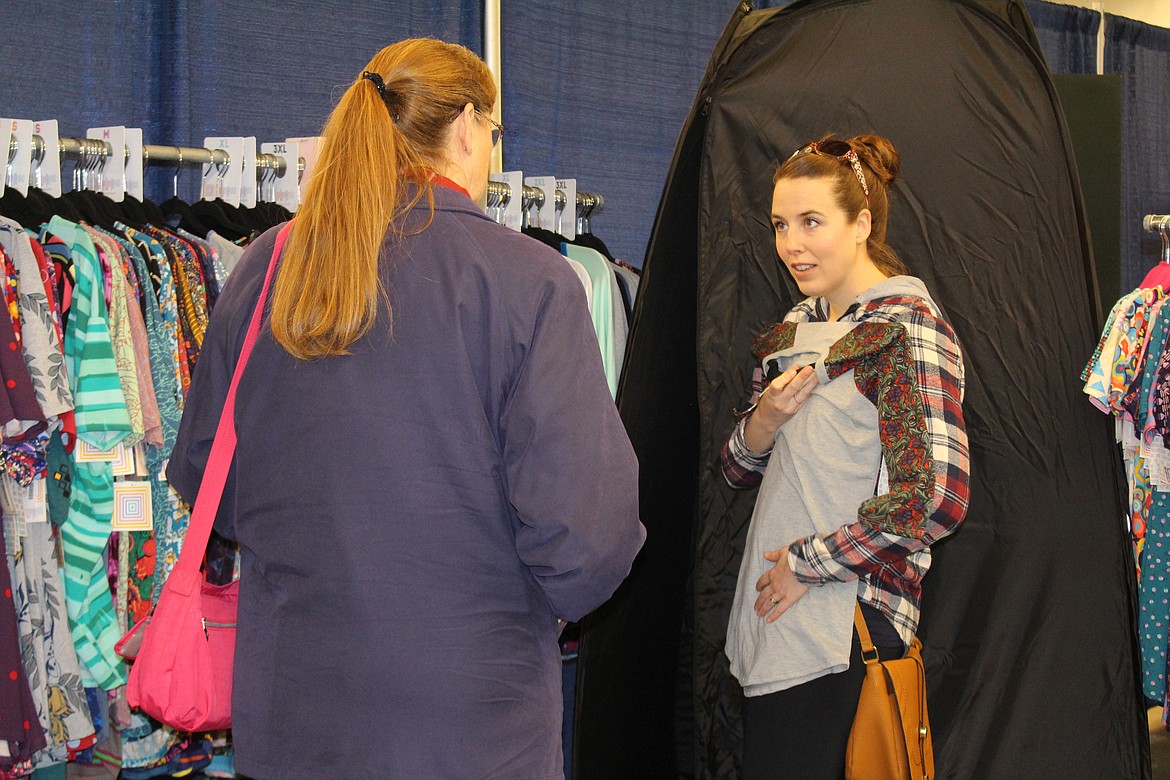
[{"left": 825, "top": 267, "right": 892, "bottom": 321}]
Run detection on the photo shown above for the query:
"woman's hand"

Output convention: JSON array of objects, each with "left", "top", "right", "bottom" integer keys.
[
  {"left": 754, "top": 546, "right": 810, "bottom": 622},
  {"left": 743, "top": 365, "right": 818, "bottom": 453}
]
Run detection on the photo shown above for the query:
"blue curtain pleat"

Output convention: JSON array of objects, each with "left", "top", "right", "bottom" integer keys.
[
  {"left": 1106, "top": 14, "right": 1170, "bottom": 291},
  {"left": 1026, "top": 0, "right": 1100, "bottom": 74}
]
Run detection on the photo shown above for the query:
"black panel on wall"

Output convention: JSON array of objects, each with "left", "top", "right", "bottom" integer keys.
[{"left": 1052, "top": 74, "right": 1123, "bottom": 318}]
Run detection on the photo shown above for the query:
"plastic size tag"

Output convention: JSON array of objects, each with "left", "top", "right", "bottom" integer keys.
[
  {"left": 555, "top": 179, "right": 577, "bottom": 240},
  {"left": 202, "top": 136, "right": 244, "bottom": 206},
  {"left": 0, "top": 122, "right": 10, "bottom": 195},
  {"left": 87, "top": 125, "right": 126, "bottom": 201},
  {"left": 261, "top": 141, "right": 300, "bottom": 212},
  {"left": 240, "top": 136, "right": 257, "bottom": 208},
  {"left": 124, "top": 128, "right": 143, "bottom": 201},
  {"left": 489, "top": 170, "right": 524, "bottom": 232},
  {"left": 6, "top": 119, "right": 34, "bottom": 196},
  {"left": 33, "top": 120, "right": 61, "bottom": 197},
  {"left": 524, "top": 176, "right": 558, "bottom": 232},
  {"left": 285, "top": 135, "right": 322, "bottom": 192}
]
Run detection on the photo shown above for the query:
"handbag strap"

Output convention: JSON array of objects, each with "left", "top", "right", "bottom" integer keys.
[
  {"left": 167, "top": 220, "right": 294, "bottom": 596},
  {"left": 853, "top": 603, "right": 881, "bottom": 665}
]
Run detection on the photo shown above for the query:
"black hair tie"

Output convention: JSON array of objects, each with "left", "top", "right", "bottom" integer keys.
[{"left": 361, "top": 71, "right": 399, "bottom": 122}]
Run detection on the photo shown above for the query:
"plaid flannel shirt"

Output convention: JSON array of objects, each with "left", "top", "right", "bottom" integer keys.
[{"left": 721, "top": 291, "right": 970, "bottom": 646}]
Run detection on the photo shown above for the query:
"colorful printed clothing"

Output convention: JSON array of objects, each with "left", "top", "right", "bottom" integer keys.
[
  {"left": 105, "top": 230, "right": 162, "bottom": 448},
  {"left": 0, "top": 519, "right": 49, "bottom": 772},
  {"left": 46, "top": 215, "right": 131, "bottom": 690},
  {"left": 86, "top": 227, "right": 144, "bottom": 449},
  {"left": 1109, "top": 288, "right": 1164, "bottom": 421},
  {"left": 6, "top": 519, "right": 95, "bottom": 766},
  {"left": 116, "top": 224, "right": 188, "bottom": 604},
  {"left": 0, "top": 245, "right": 46, "bottom": 442},
  {"left": 722, "top": 275, "right": 969, "bottom": 646},
  {"left": 1083, "top": 288, "right": 1154, "bottom": 413},
  {"left": 120, "top": 226, "right": 184, "bottom": 421},
  {"left": 0, "top": 218, "right": 72, "bottom": 422}
]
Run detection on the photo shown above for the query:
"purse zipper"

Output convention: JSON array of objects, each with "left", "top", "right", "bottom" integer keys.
[{"left": 201, "top": 617, "right": 236, "bottom": 639}]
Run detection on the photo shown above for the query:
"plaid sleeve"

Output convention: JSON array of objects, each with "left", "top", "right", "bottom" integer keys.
[
  {"left": 721, "top": 367, "right": 772, "bottom": 488},
  {"left": 788, "top": 304, "right": 970, "bottom": 584}
]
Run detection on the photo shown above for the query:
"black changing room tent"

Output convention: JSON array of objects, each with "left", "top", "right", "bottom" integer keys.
[{"left": 575, "top": 1, "right": 1150, "bottom": 777}]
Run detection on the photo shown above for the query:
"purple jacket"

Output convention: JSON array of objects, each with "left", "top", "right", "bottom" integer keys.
[{"left": 168, "top": 185, "right": 645, "bottom": 779}]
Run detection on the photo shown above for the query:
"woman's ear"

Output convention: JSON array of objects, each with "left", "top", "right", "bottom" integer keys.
[
  {"left": 855, "top": 209, "right": 872, "bottom": 244},
  {"left": 453, "top": 102, "right": 477, "bottom": 156}
]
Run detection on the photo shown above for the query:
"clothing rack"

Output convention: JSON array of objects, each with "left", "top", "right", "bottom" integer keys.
[
  {"left": 1145, "top": 214, "right": 1170, "bottom": 264},
  {"left": 10, "top": 133, "right": 305, "bottom": 180},
  {"left": 12, "top": 136, "right": 604, "bottom": 224},
  {"left": 11, "top": 134, "right": 607, "bottom": 233}
]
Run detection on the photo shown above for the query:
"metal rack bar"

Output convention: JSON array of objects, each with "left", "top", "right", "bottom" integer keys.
[
  {"left": 11, "top": 134, "right": 602, "bottom": 222},
  {"left": 486, "top": 181, "right": 604, "bottom": 215},
  {"left": 11, "top": 134, "right": 304, "bottom": 177}
]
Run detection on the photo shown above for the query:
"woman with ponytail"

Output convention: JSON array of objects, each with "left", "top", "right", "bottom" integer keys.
[
  {"left": 721, "top": 133, "right": 970, "bottom": 778},
  {"left": 168, "top": 39, "right": 644, "bottom": 779}
]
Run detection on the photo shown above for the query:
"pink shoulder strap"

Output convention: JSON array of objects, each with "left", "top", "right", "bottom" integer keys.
[{"left": 168, "top": 221, "right": 294, "bottom": 596}]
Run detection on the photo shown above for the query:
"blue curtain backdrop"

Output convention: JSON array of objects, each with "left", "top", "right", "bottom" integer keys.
[
  {"left": 4, "top": 1, "right": 161, "bottom": 142},
  {"left": 3, "top": 1, "right": 481, "bottom": 201},
  {"left": 500, "top": 1, "right": 791, "bottom": 265},
  {"left": 1107, "top": 14, "right": 1170, "bottom": 292},
  {"left": 1026, "top": 0, "right": 1100, "bottom": 74}
]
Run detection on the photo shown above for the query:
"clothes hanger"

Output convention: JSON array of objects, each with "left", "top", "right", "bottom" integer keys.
[
  {"left": 158, "top": 148, "right": 215, "bottom": 236},
  {"left": 189, "top": 155, "right": 249, "bottom": 241},
  {"left": 1139, "top": 215, "right": 1170, "bottom": 290}
]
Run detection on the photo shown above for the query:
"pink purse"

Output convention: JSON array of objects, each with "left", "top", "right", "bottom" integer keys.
[{"left": 117, "top": 220, "right": 293, "bottom": 731}]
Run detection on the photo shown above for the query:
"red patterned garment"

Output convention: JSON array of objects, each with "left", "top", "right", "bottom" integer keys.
[{"left": 0, "top": 520, "right": 48, "bottom": 774}]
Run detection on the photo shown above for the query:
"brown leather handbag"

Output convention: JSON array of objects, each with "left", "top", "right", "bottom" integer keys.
[{"left": 845, "top": 604, "right": 934, "bottom": 780}]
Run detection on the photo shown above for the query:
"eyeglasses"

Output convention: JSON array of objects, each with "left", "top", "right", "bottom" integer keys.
[
  {"left": 476, "top": 111, "right": 504, "bottom": 147},
  {"left": 789, "top": 139, "right": 870, "bottom": 208}
]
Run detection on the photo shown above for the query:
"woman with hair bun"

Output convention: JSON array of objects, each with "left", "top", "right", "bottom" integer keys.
[
  {"left": 721, "top": 133, "right": 970, "bottom": 778},
  {"left": 168, "top": 38, "right": 645, "bottom": 779}
]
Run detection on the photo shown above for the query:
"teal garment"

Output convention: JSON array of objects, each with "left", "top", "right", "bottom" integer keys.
[
  {"left": 1144, "top": 491, "right": 1170, "bottom": 703},
  {"left": 45, "top": 216, "right": 131, "bottom": 690},
  {"left": 46, "top": 433, "right": 71, "bottom": 526},
  {"left": 31, "top": 763, "right": 67, "bottom": 780},
  {"left": 1138, "top": 307, "right": 1170, "bottom": 702},
  {"left": 562, "top": 243, "right": 618, "bottom": 396},
  {"left": 119, "top": 225, "right": 192, "bottom": 600},
  {"left": 117, "top": 223, "right": 181, "bottom": 459}
]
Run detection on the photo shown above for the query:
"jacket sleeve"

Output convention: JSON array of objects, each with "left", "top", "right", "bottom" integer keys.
[
  {"left": 788, "top": 308, "right": 970, "bottom": 584},
  {"left": 499, "top": 268, "right": 646, "bottom": 622},
  {"left": 721, "top": 367, "right": 772, "bottom": 488}
]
